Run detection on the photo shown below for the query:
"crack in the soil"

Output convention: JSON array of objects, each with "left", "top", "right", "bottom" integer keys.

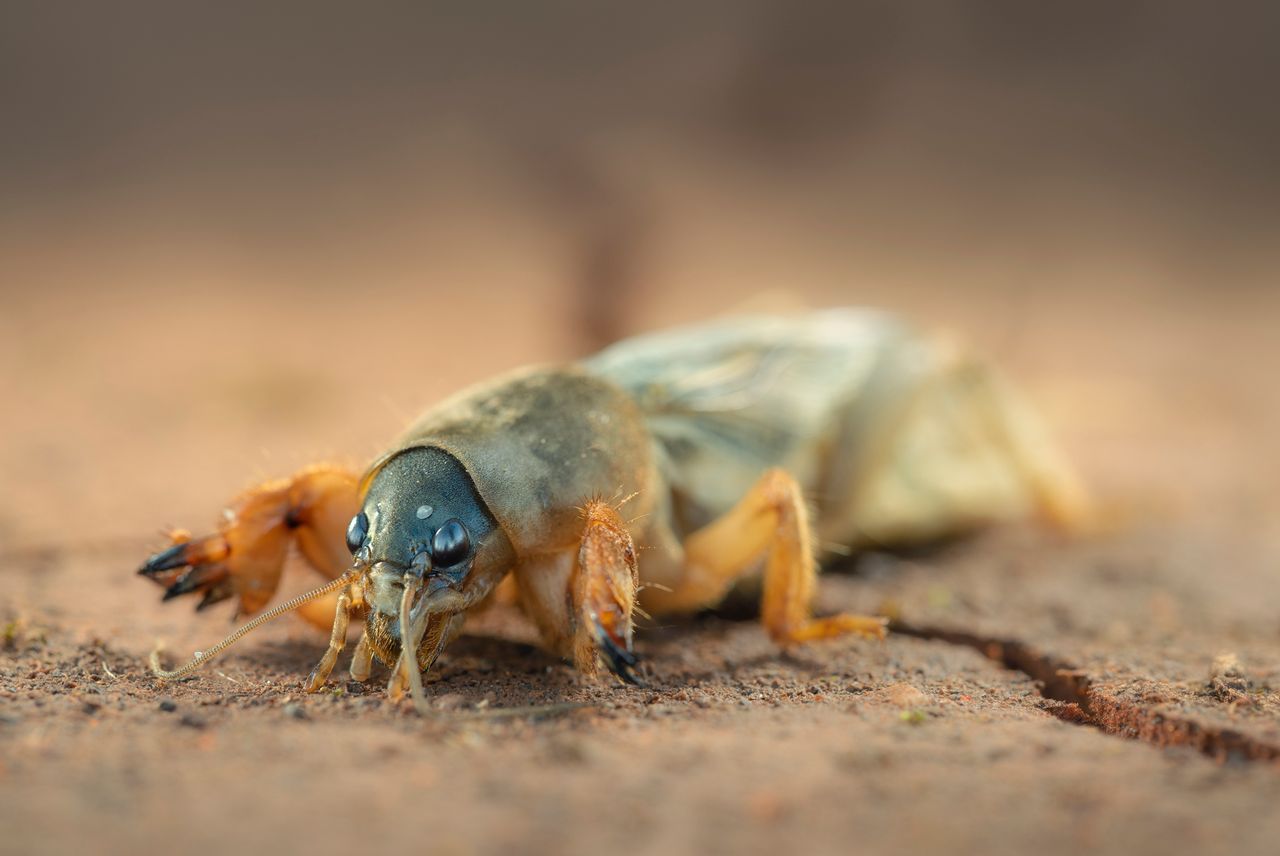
[{"left": 892, "top": 621, "right": 1280, "bottom": 766}]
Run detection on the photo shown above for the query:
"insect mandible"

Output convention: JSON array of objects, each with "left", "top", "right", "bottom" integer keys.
[{"left": 140, "top": 310, "right": 1088, "bottom": 710}]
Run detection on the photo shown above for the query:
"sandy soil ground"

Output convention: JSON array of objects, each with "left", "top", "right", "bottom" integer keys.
[{"left": 1, "top": 274, "right": 1278, "bottom": 856}]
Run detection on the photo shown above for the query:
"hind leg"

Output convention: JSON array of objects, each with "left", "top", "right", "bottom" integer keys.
[
  {"left": 959, "top": 361, "right": 1092, "bottom": 533},
  {"left": 138, "top": 464, "right": 360, "bottom": 627},
  {"left": 642, "top": 468, "right": 886, "bottom": 645}
]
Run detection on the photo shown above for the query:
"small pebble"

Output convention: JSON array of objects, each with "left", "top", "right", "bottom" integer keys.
[
  {"left": 434, "top": 693, "right": 467, "bottom": 712},
  {"left": 158, "top": 699, "right": 177, "bottom": 713},
  {"left": 178, "top": 713, "right": 206, "bottom": 729},
  {"left": 882, "top": 683, "right": 930, "bottom": 708},
  {"left": 284, "top": 703, "right": 307, "bottom": 720}
]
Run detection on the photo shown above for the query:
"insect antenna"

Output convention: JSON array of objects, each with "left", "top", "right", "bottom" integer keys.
[{"left": 150, "top": 570, "right": 358, "bottom": 680}]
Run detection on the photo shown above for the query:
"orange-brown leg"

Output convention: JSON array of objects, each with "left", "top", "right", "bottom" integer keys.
[
  {"left": 304, "top": 589, "right": 353, "bottom": 692},
  {"left": 138, "top": 464, "right": 359, "bottom": 627},
  {"left": 298, "top": 570, "right": 374, "bottom": 692},
  {"left": 572, "top": 500, "right": 641, "bottom": 682},
  {"left": 514, "top": 499, "right": 641, "bottom": 684},
  {"left": 961, "top": 361, "right": 1094, "bottom": 533},
  {"left": 642, "top": 468, "right": 887, "bottom": 645}
]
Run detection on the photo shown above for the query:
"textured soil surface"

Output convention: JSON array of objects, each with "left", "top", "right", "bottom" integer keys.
[{"left": 2, "top": 279, "right": 1278, "bottom": 856}]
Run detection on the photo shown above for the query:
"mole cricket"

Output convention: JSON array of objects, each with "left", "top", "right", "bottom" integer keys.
[{"left": 140, "top": 310, "right": 1088, "bottom": 710}]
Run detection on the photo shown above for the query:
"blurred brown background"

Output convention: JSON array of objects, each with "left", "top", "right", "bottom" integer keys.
[
  {"left": 3, "top": 8, "right": 1280, "bottom": 856},
  {"left": 2, "top": 1, "right": 1278, "bottom": 549}
]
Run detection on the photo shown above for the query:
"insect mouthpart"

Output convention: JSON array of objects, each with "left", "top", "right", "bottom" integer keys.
[{"left": 409, "top": 544, "right": 433, "bottom": 577}]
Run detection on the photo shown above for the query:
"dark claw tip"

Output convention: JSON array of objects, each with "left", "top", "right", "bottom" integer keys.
[
  {"left": 616, "top": 661, "right": 646, "bottom": 687},
  {"left": 161, "top": 564, "right": 226, "bottom": 602},
  {"left": 598, "top": 631, "right": 644, "bottom": 686},
  {"left": 139, "top": 543, "right": 189, "bottom": 576},
  {"left": 161, "top": 582, "right": 192, "bottom": 602},
  {"left": 195, "top": 582, "right": 234, "bottom": 612}
]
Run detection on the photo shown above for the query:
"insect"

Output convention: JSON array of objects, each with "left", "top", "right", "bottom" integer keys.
[{"left": 140, "top": 310, "right": 1087, "bottom": 710}]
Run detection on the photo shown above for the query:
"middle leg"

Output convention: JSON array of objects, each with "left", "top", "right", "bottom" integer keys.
[{"left": 642, "top": 468, "right": 887, "bottom": 645}]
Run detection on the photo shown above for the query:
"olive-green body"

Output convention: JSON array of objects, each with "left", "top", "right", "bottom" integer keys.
[
  {"left": 361, "top": 310, "right": 1062, "bottom": 603},
  {"left": 365, "top": 365, "right": 662, "bottom": 556}
]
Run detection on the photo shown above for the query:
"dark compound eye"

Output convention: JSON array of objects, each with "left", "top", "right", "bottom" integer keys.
[
  {"left": 345, "top": 512, "right": 369, "bottom": 554},
  {"left": 431, "top": 518, "right": 471, "bottom": 567}
]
